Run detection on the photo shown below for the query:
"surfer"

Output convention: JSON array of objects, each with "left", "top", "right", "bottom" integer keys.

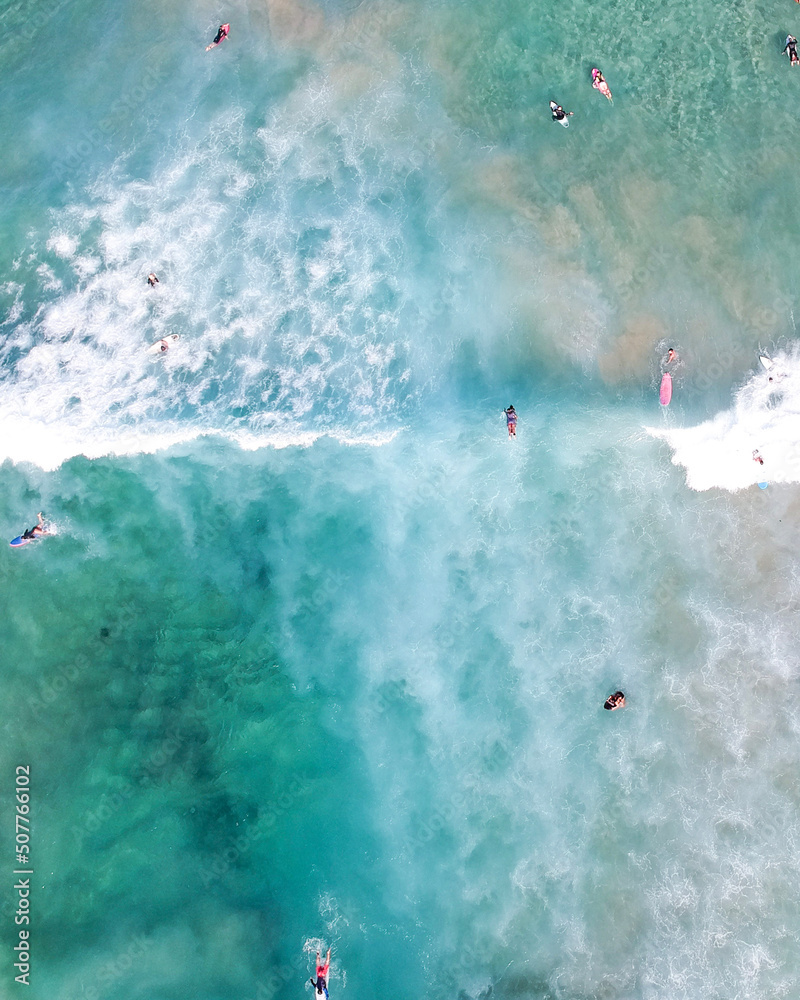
[
  {"left": 753, "top": 450, "right": 764, "bottom": 466},
  {"left": 147, "top": 272, "right": 159, "bottom": 287},
  {"left": 591, "top": 68, "right": 613, "bottom": 101},
  {"left": 666, "top": 348, "right": 677, "bottom": 364},
  {"left": 604, "top": 691, "right": 625, "bottom": 711},
  {"left": 783, "top": 35, "right": 800, "bottom": 65},
  {"left": 310, "top": 948, "right": 331, "bottom": 998},
  {"left": 505, "top": 405, "right": 517, "bottom": 438},
  {"left": 550, "top": 103, "right": 574, "bottom": 123},
  {"left": 206, "top": 23, "right": 230, "bottom": 50},
  {"left": 22, "top": 513, "right": 49, "bottom": 541}
]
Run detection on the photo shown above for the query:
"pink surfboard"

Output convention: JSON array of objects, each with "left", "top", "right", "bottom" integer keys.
[{"left": 659, "top": 372, "right": 672, "bottom": 406}]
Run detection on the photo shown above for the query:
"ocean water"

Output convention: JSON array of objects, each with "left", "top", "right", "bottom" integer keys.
[{"left": 2, "top": 0, "right": 800, "bottom": 997}]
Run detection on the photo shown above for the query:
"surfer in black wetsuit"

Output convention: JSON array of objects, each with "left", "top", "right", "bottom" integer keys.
[
  {"left": 604, "top": 691, "right": 625, "bottom": 711},
  {"left": 22, "top": 513, "right": 48, "bottom": 540},
  {"left": 550, "top": 103, "right": 573, "bottom": 122},
  {"left": 783, "top": 35, "right": 799, "bottom": 65},
  {"left": 206, "top": 23, "right": 230, "bottom": 50},
  {"left": 147, "top": 272, "right": 159, "bottom": 287}
]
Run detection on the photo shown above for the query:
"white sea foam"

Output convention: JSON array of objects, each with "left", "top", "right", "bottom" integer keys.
[
  {"left": 0, "top": 78, "right": 482, "bottom": 470},
  {"left": 651, "top": 350, "right": 800, "bottom": 491}
]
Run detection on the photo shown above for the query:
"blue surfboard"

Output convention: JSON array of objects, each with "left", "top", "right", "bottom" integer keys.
[
  {"left": 758, "top": 482, "right": 768, "bottom": 490},
  {"left": 9, "top": 535, "right": 32, "bottom": 547}
]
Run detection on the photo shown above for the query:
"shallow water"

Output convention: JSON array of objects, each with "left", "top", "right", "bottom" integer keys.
[{"left": 2, "top": 0, "right": 800, "bottom": 996}]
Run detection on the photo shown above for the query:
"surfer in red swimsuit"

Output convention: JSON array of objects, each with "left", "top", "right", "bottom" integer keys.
[
  {"left": 591, "top": 68, "right": 613, "bottom": 101},
  {"left": 206, "top": 23, "right": 230, "bottom": 50},
  {"left": 310, "top": 949, "right": 331, "bottom": 998}
]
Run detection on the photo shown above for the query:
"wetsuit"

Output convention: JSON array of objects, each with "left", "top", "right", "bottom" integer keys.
[
  {"left": 552, "top": 106, "right": 566, "bottom": 121},
  {"left": 213, "top": 23, "right": 230, "bottom": 45},
  {"left": 310, "top": 976, "right": 328, "bottom": 999},
  {"left": 784, "top": 35, "right": 799, "bottom": 63}
]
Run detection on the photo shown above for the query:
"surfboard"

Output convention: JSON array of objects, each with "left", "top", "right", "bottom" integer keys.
[
  {"left": 759, "top": 356, "right": 773, "bottom": 371},
  {"left": 592, "top": 68, "right": 613, "bottom": 101},
  {"left": 148, "top": 334, "right": 180, "bottom": 355},
  {"left": 550, "top": 101, "right": 569, "bottom": 127},
  {"left": 659, "top": 372, "right": 672, "bottom": 406},
  {"left": 758, "top": 482, "right": 769, "bottom": 490},
  {"left": 9, "top": 536, "right": 32, "bottom": 547}
]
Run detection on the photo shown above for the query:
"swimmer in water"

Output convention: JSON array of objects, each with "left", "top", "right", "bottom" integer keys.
[
  {"left": 505, "top": 405, "right": 517, "bottom": 438},
  {"left": 592, "top": 68, "right": 613, "bottom": 100},
  {"left": 666, "top": 348, "right": 677, "bottom": 364},
  {"left": 21, "top": 513, "right": 49, "bottom": 541},
  {"left": 783, "top": 35, "right": 800, "bottom": 65},
  {"left": 206, "top": 23, "right": 230, "bottom": 50},
  {"left": 550, "top": 103, "right": 574, "bottom": 123},
  {"left": 147, "top": 272, "right": 159, "bottom": 287},
  {"left": 604, "top": 691, "right": 625, "bottom": 711},
  {"left": 310, "top": 949, "right": 331, "bottom": 999}
]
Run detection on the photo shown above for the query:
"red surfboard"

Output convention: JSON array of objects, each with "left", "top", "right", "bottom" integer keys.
[{"left": 659, "top": 372, "right": 672, "bottom": 406}]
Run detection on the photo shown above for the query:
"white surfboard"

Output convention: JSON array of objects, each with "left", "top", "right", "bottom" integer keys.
[
  {"left": 148, "top": 334, "right": 180, "bottom": 355},
  {"left": 550, "top": 101, "right": 570, "bottom": 126},
  {"left": 759, "top": 355, "right": 773, "bottom": 371}
]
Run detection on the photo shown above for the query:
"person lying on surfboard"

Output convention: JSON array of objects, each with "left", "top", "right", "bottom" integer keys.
[
  {"left": 783, "top": 35, "right": 800, "bottom": 65},
  {"left": 21, "top": 513, "right": 49, "bottom": 541},
  {"left": 505, "top": 405, "right": 517, "bottom": 438},
  {"left": 206, "top": 23, "right": 230, "bottom": 50},
  {"left": 753, "top": 450, "right": 764, "bottom": 466},
  {"left": 310, "top": 948, "right": 331, "bottom": 998},
  {"left": 591, "top": 68, "right": 612, "bottom": 100},
  {"left": 604, "top": 691, "right": 625, "bottom": 711}
]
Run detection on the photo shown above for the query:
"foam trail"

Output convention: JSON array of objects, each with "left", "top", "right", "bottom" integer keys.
[{"left": 651, "top": 350, "right": 800, "bottom": 491}]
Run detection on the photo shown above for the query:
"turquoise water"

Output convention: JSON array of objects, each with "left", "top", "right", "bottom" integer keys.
[{"left": 3, "top": 0, "right": 800, "bottom": 996}]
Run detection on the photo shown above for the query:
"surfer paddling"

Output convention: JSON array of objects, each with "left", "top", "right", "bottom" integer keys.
[
  {"left": 147, "top": 272, "right": 159, "bottom": 287},
  {"left": 783, "top": 35, "right": 800, "bottom": 65},
  {"left": 604, "top": 691, "right": 625, "bottom": 711},
  {"left": 505, "top": 405, "right": 517, "bottom": 438},
  {"left": 22, "top": 513, "right": 49, "bottom": 541},
  {"left": 206, "top": 23, "right": 230, "bottom": 50},
  {"left": 591, "top": 68, "right": 613, "bottom": 101},
  {"left": 310, "top": 948, "right": 331, "bottom": 998},
  {"left": 666, "top": 348, "right": 677, "bottom": 364},
  {"left": 753, "top": 450, "right": 764, "bottom": 466}
]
